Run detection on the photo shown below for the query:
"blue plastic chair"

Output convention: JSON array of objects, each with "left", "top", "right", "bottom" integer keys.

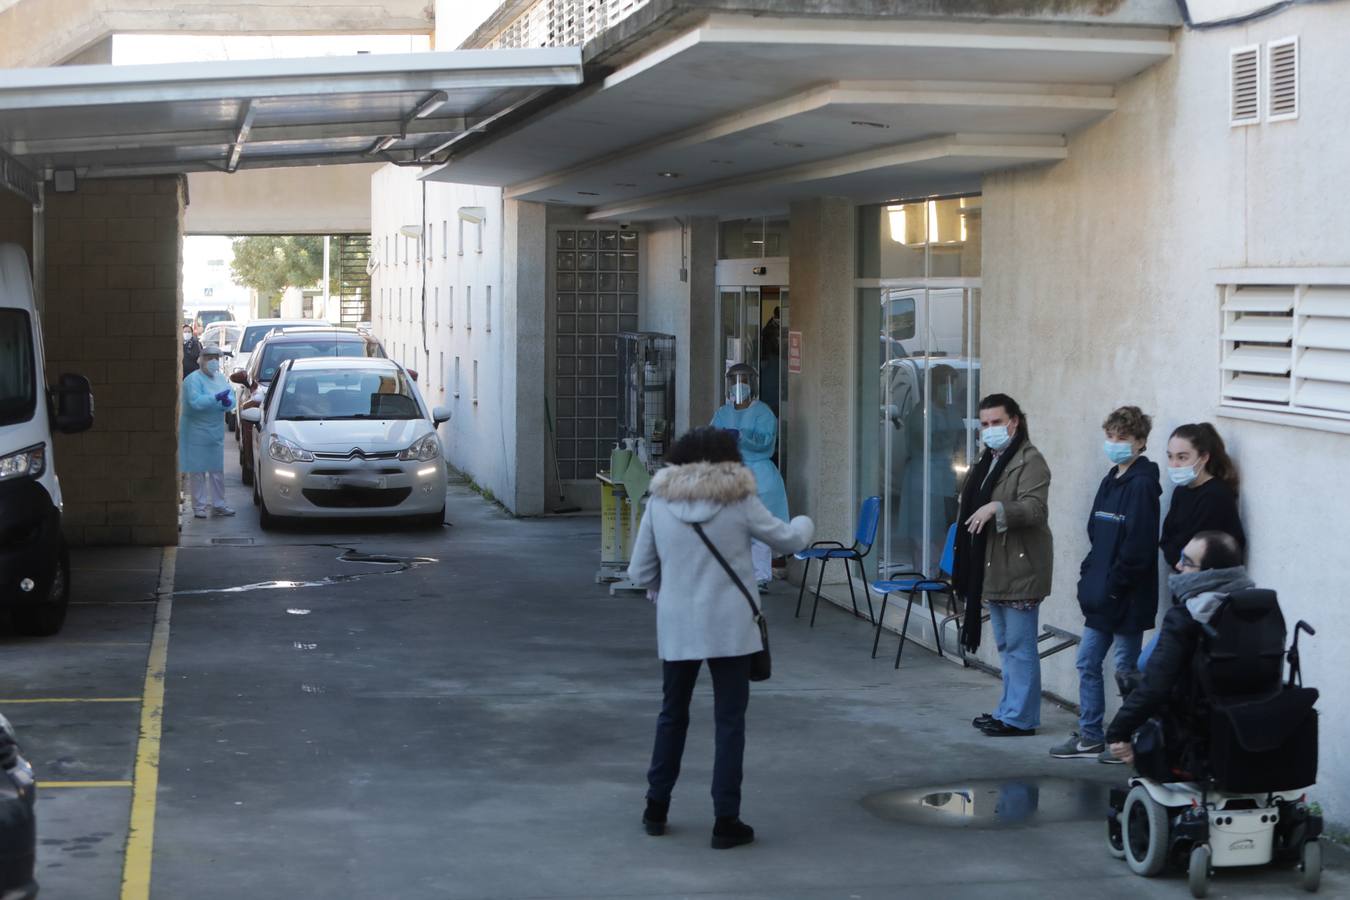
[
  {"left": 794, "top": 496, "right": 881, "bottom": 627},
  {"left": 869, "top": 523, "right": 957, "bottom": 668}
]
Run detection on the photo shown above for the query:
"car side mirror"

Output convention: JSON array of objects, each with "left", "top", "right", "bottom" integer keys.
[
  {"left": 240, "top": 408, "right": 262, "bottom": 425},
  {"left": 229, "top": 371, "right": 250, "bottom": 386},
  {"left": 50, "top": 373, "right": 94, "bottom": 434},
  {"left": 432, "top": 406, "right": 451, "bottom": 425},
  {"left": 407, "top": 368, "right": 419, "bottom": 382}
]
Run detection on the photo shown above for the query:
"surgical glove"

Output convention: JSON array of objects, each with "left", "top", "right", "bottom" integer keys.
[
  {"left": 213, "top": 390, "right": 230, "bottom": 401},
  {"left": 726, "top": 428, "right": 740, "bottom": 438}
]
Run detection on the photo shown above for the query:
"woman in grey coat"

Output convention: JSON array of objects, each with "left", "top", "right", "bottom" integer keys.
[{"left": 627, "top": 427, "right": 813, "bottom": 849}]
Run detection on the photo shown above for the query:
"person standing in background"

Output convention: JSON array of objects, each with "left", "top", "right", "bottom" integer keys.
[
  {"left": 711, "top": 364, "right": 788, "bottom": 590},
  {"left": 1052, "top": 406, "right": 1161, "bottom": 764},
  {"left": 955, "top": 393, "right": 1054, "bottom": 738},
  {"left": 1159, "top": 423, "right": 1245, "bottom": 569},
  {"left": 180, "top": 343, "right": 235, "bottom": 519},
  {"left": 182, "top": 325, "right": 202, "bottom": 381}
]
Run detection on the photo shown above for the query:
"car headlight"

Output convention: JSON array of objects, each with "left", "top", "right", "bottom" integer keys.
[
  {"left": 399, "top": 433, "right": 441, "bottom": 462},
  {"left": 0, "top": 443, "right": 45, "bottom": 482},
  {"left": 268, "top": 435, "right": 314, "bottom": 464}
]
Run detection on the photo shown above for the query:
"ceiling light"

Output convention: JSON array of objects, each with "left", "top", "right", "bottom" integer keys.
[
  {"left": 851, "top": 120, "right": 889, "bottom": 129},
  {"left": 772, "top": 141, "right": 804, "bottom": 149},
  {"left": 578, "top": 191, "right": 599, "bottom": 196},
  {"left": 615, "top": 182, "right": 638, "bottom": 188},
  {"left": 710, "top": 159, "right": 736, "bottom": 165},
  {"left": 412, "top": 91, "right": 449, "bottom": 120},
  {"left": 657, "top": 172, "right": 681, "bottom": 179},
  {"left": 372, "top": 135, "right": 399, "bottom": 153}
]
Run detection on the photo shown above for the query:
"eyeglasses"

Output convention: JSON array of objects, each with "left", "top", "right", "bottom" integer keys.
[{"left": 1179, "top": 556, "right": 1200, "bottom": 571}]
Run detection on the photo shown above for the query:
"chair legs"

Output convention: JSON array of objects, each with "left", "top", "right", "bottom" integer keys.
[
  {"left": 842, "top": 558, "right": 860, "bottom": 620},
  {"left": 874, "top": 589, "right": 950, "bottom": 667},
  {"left": 808, "top": 558, "right": 828, "bottom": 627},
  {"left": 927, "top": 590, "right": 944, "bottom": 660},
  {"left": 871, "top": 592, "right": 891, "bottom": 658},
  {"left": 859, "top": 560, "right": 875, "bottom": 625},
  {"left": 794, "top": 559, "right": 810, "bottom": 619}
]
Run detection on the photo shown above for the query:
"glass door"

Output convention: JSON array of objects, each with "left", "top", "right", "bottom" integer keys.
[{"left": 875, "top": 286, "right": 981, "bottom": 580}]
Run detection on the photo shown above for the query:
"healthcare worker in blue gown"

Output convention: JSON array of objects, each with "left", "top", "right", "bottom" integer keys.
[
  {"left": 712, "top": 363, "right": 788, "bottom": 588},
  {"left": 180, "top": 342, "right": 236, "bottom": 519}
]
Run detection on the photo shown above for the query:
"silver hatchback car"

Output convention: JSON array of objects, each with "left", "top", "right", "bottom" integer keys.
[{"left": 241, "top": 357, "right": 450, "bottom": 529}]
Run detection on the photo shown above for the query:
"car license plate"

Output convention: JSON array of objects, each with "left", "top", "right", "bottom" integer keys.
[{"left": 332, "top": 475, "right": 386, "bottom": 490}]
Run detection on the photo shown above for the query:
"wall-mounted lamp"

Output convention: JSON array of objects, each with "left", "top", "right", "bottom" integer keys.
[
  {"left": 52, "top": 169, "right": 77, "bottom": 193},
  {"left": 457, "top": 206, "right": 487, "bottom": 225}
]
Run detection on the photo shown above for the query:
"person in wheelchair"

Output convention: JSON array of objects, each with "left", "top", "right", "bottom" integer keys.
[{"left": 1105, "top": 530, "right": 1250, "bottom": 768}]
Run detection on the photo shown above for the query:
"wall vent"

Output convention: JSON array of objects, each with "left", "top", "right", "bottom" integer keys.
[
  {"left": 1230, "top": 45, "right": 1260, "bottom": 126},
  {"left": 1268, "top": 37, "right": 1299, "bottom": 122}
]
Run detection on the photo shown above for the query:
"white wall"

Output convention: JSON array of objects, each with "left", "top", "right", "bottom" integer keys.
[
  {"left": 370, "top": 165, "right": 515, "bottom": 505},
  {"left": 983, "top": 4, "right": 1350, "bottom": 819},
  {"left": 186, "top": 165, "right": 381, "bottom": 236}
]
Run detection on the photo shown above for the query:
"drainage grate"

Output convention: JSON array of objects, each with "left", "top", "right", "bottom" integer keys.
[{"left": 209, "top": 537, "right": 256, "bottom": 546}]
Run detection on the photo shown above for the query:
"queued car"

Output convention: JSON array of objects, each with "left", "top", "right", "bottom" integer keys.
[
  {"left": 0, "top": 713, "right": 37, "bottom": 899},
  {"left": 228, "top": 319, "right": 316, "bottom": 431},
  {"left": 191, "top": 308, "right": 235, "bottom": 332},
  {"left": 231, "top": 328, "right": 386, "bottom": 485},
  {"left": 240, "top": 357, "right": 449, "bottom": 529}
]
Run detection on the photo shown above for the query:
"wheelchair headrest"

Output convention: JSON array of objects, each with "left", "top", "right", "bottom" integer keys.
[{"left": 1222, "top": 588, "right": 1279, "bottom": 619}]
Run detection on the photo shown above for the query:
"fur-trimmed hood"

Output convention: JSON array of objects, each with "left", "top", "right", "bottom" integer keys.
[{"left": 650, "top": 462, "right": 757, "bottom": 524}]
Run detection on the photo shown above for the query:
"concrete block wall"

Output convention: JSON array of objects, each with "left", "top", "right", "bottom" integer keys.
[{"left": 40, "top": 176, "right": 183, "bottom": 546}]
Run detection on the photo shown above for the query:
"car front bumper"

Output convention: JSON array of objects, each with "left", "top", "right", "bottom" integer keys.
[
  {"left": 259, "top": 454, "right": 447, "bottom": 518},
  {"left": 0, "top": 479, "right": 61, "bottom": 610}
]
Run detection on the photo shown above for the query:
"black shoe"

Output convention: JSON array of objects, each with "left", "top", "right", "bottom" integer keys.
[
  {"left": 980, "top": 719, "right": 1037, "bottom": 737},
  {"left": 972, "top": 713, "right": 996, "bottom": 729},
  {"left": 711, "top": 816, "right": 755, "bottom": 849},
  {"left": 643, "top": 798, "right": 669, "bottom": 836}
]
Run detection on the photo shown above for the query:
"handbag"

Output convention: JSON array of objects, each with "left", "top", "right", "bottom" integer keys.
[{"left": 691, "top": 522, "right": 771, "bottom": 681}]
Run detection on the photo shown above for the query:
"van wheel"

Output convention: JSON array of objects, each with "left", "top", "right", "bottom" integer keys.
[
  {"left": 12, "top": 544, "right": 71, "bottom": 636},
  {"left": 1188, "top": 844, "right": 1211, "bottom": 898},
  {"left": 1122, "top": 785, "right": 1170, "bottom": 877}
]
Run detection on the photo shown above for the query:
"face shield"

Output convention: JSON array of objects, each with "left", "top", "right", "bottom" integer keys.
[{"left": 725, "top": 364, "right": 758, "bottom": 405}]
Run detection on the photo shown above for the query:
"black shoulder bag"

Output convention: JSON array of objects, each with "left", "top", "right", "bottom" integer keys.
[{"left": 691, "top": 523, "right": 771, "bottom": 681}]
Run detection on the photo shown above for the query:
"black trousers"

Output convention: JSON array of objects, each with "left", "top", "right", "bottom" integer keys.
[{"left": 646, "top": 655, "right": 752, "bottom": 818}]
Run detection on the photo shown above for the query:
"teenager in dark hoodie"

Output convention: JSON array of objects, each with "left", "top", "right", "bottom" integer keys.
[{"left": 1051, "top": 406, "right": 1161, "bottom": 763}]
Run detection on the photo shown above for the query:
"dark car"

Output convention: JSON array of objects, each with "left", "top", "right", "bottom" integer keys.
[
  {"left": 231, "top": 329, "right": 386, "bottom": 485},
  {"left": 0, "top": 714, "right": 37, "bottom": 899}
]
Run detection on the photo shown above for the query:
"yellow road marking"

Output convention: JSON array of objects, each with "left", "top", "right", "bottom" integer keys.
[
  {"left": 39, "top": 781, "right": 134, "bottom": 789},
  {"left": 0, "top": 698, "right": 140, "bottom": 704},
  {"left": 120, "top": 545, "right": 175, "bottom": 900}
]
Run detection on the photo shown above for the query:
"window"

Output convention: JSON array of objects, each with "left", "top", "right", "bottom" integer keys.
[
  {"left": 397, "top": 287, "right": 403, "bottom": 321},
  {"left": 1230, "top": 45, "right": 1260, "bottom": 126},
  {"left": 442, "top": 219, "right": 448, "bottom": 258},
  {"left": 439, "top": 352, "right": 445, "bottom": 393},
  {"left": 384, "top": 235, "right": 389, "bottom": 266},
  {"left": 457, "top": 220, "right": 465, "bottom": 256},
  {"left": 472, "top": 360, "right": 479, "bottom": 405},
  {"left": 427, "top": 223, "right": 434, "bottom": 264},
  {"left": 447, "top": 286, "right": 454, "bottom": 327},
  {"left": 466, "top": 285, "right": 472, "bottom": 330},
  {"left": 1220, "top": 278, "right": 1350, "bottom": 425},
  {"left": 454, "top": 356, "right": 461, "bottom": 397},
  {"left": 486, "top": 286, "right": 492, "bottom": 333},
  {"left": 476, "top": 222, "right": 484, "bottom": 254},
  {"left": 433, "top": 286, "right": 439, "bottom": 326},
  {"left": 378, "top": 287, "right": 385, "bottom": 320},
  {"left": 0, "top": 309, "right": 36, "bottom": 427}
]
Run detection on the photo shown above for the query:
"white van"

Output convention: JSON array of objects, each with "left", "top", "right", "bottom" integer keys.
[{"left": 0, "top": 243, "right": 94, "bottom": 636}]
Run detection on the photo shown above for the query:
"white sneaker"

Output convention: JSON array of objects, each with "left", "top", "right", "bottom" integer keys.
[
  {"left": 193, "top": 509, "right": 208, "bottom": 519},
  {"left": 212, "top": 506, "right": 236, "bottom": 517}
]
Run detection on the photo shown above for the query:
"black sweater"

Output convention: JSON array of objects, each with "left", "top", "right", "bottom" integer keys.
[{"left": 1159, "top": 478, "right": 1245, "bottom": 569}]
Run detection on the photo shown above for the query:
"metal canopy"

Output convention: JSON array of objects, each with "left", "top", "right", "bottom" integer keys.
[{"left": 0, "top": 48, "right": 583, "bottom": 182}]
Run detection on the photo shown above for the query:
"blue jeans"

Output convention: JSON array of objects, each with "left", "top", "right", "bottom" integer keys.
[
  {"left": 646, "top": 655, "right": 752, "bottom": 818},
  {"left": 1075, "top": 626, "right": 1144, "bottom": 744},
  {"left": 988, "top": 603, "right": 1042, "bottom": 730},
  {"left": 1137, "top": 634, "right": 1158, "bottom": 670}
]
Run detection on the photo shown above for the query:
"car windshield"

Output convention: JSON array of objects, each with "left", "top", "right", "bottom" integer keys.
[
  {"left": 197, "top": 311, "right": 232, "bottom": 327},
  {"left": 205, "top": 325, "right": 240, "bottom": 347},
  {"left": 0, "top": 309, "right": 37, "bottom": 427},
  {"left": 257, "top": 338, "right": 381, "bottom": 383},
  {"left": 276, "top": 368, "right": 422, "bottom": 421}
]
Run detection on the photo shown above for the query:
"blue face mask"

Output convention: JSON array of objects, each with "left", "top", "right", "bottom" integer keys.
[
  {"left": 1169, "top": 464, "right": 1198, "bottom": 486},
  {"left": 981, "top": 425, "right": 1010, "bottom": 451},
  {"left": 1104, "top": 440, "right": 1136, "bottom": 465},
  {"left": 205, "top": 359, "right": 221, "bottom": 376},
  {"left": 730, "top": 383, "right": 752, "bottom": 404}
]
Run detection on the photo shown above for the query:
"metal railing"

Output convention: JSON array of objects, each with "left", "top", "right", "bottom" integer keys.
[{"left": 486, "top": 0, "right": 650, "bottom": 49}]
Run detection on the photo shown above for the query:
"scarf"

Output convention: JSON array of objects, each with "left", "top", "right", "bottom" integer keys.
[
  {"left": 954, "top": 428, "right": 1026, "bottom": 653},
  {"left": 1167, "top": 566, "right": 1253, "bottom": 605}
]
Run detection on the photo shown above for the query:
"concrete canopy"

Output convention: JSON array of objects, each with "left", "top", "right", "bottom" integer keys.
[
  {"left": 426, "top": 13, "right": 1174, "bottom": 219},
  {"left": 0, "top": 48, "right": 583, "bottom": 184}
]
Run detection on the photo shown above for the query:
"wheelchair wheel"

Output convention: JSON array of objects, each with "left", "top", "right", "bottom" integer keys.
[
  {"left": 1122, "top": 785, "right": 1170, "bottom": 877},
  {"left": 1300, "top": 840, "right": 1322, "bottom": 893},
  {"left": 1188, "top": 844, "right": 1211, "bottom": 898},
  {"left": 1107, "top": 813, "right": 1125, "bottom": 860}
]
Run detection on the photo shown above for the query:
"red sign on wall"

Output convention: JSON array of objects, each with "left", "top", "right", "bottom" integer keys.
[{"left": 788, "top": 331, "right": 802, "bottom": 374}]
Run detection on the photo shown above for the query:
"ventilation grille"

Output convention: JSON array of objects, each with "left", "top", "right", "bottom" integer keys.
[
  {"left": 1268, "top": 37, "right": 1299, "bottom": 121},
  {"left": 1230, "top": 45, "right": 1260, "bottom": 126}
]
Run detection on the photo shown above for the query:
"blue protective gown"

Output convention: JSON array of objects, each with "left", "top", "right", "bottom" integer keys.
[
  {"left": 711, "top": 399, "right": 789, "bottom": 522},
  {"left": 179, "top": 369, "right": 234, "bottom": 473}
]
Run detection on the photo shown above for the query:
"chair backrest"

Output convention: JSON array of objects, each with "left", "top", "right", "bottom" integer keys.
[
  {"left": 856, "top": 496, "right": 881, "bottom": 549},
  {"left": 939, "top": 523, "right": 958, "bottom": 577}
]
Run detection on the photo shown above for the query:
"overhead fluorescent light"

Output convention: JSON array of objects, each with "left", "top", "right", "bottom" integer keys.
[
  {"left": 374, "top": 135, "right": 399, "bottom": 153},
  {"left": 412, "top": 91, "right": 449, "bottom": 120}
]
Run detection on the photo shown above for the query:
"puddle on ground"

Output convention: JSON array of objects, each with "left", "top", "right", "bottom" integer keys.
[
  {"left": 862, "top": 777, "right": 1111, "bottom": 830},
  {"left": 175, "top": 549, "right": 437, "bottom": 596}
]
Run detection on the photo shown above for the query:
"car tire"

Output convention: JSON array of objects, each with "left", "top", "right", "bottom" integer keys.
[
  {"left": 259, "top": 495, "right": 279, "bottom": 531},
  {"left": 12, "top": 542, "right": 71, "bottom": 637},
  {"left": 252, "top": 473, "right": 262, "bottom": 507},
  {"left": 226, "top": 411, "right": 236, "bottom": 432},
  {"left": 241, "top": 457, "right": 253, "bottom": 486},
  {"left": 413, "top": 506, "right": 445, "bottom": 529}
]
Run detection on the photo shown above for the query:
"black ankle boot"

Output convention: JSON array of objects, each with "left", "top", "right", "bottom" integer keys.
[
  {"left": 643, "top": 799, "right": 669, "bottom": 836},
  {"left": 710, "top": 816, "right": 754, "bottom": 849}
]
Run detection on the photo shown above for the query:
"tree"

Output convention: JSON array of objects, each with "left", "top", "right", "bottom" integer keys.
[{"left": 230, "top": 236, "right": 337, "bottom": 315}]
